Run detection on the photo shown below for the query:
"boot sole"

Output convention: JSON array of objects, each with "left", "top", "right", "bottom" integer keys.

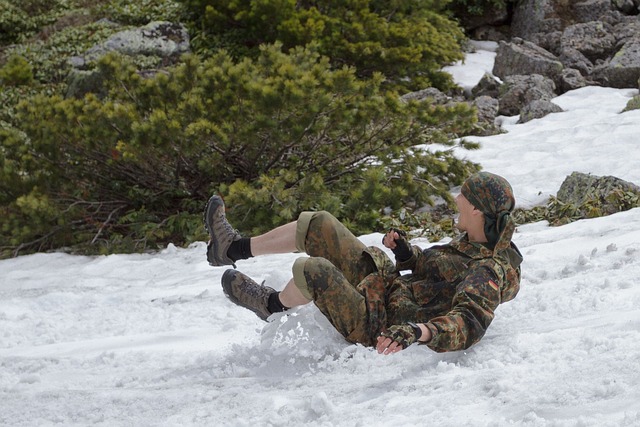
[
  {"left": 221, "top": 269, "right": 239, "bottom": 302},
  {"left": 203, "top": 195, "right": 233, "bottom": 266}
]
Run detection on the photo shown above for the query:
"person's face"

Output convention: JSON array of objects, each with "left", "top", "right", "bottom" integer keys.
[{"left": 455, "top": 193, "right": 480, "bottom": 233}]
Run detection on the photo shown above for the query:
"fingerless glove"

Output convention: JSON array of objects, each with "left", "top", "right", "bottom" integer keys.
[
  {"left": 388, "top": 228, "right": 412, "bottom": 262},
  {"left": 380, "top": 324, "right": 419, "bottom": 349}
]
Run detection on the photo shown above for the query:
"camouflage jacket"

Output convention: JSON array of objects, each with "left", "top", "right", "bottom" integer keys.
[{"left": 371, "top": 233, "right": 522, "bottom": 352}]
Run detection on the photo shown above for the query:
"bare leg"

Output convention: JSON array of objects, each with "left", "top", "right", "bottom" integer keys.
[
  {"left": 278, "top": 278, "right": 311, "bottom": 308},
  {"left": 250, "top": 221, "right": 297, "bottom": 256}
]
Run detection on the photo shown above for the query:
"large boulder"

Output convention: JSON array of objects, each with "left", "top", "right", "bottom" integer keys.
[
  {"left": 67, "top": 21, "right": 190, "bottom": 98},
  {"left": 78, "top": 21, "right": 190, "bottom": 67},
  {"left": 560, "top": 22, "right": 617, "bottom": 63},
  {"left": 572, "top": 0, "right": 614, "bottom": 23},
  {"left": 497, "top": 74, "right": 557, "bottom": 116},
  {"left": 510, "top": 0, "right": 566, "bottom": 42},
  {"left": 613, "top": 19, "right": 640, "bottom": 47},
  {"left": 592, "top": 37, "right": 640, "bottom": 88},
  {"left": 493, "top": 39, "right": 564, "bottom": 87},
  {"left": 557, "top": 172, "right": 640, "bottom": 216}
]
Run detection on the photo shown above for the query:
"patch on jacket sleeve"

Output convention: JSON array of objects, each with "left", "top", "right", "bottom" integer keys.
[{"left": 488, "top": 279, "right": 499, "bottom": 292}]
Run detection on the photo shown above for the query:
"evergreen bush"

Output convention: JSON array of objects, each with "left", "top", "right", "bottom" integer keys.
[
  {"left": 179, "top": 0, "right": 466, "bottom": 91},
  {"left": 94, "top": 0, "right": 184, "bottom": 26},
  {"left": 1, "top": 45, "right": 479, "bottom": 256},
  {"left": 0, "top": 0, "right": 43, "bottom": 44},
  {"left": 448, "top": 0, "right": 511, "bottom": 17},
  {"left": 0, "top": 55, "right": 34, "bottom": 86}
]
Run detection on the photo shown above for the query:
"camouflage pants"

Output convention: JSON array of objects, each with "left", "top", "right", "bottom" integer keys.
[{"left": 291, "top": 211, "right": 397, "bottom": 347}]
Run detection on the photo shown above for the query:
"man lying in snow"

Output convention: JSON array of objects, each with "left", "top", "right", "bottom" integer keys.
[{"left": 205, "top": 172, "right": 522, "bottom": 354}]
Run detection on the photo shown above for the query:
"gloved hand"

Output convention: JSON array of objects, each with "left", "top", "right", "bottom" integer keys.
[
  {"left": 382, "top": 228, "right": 412, "bottom": 262},
  {"left": 380, "top": 323, "right": 421, "bottom": 349}
]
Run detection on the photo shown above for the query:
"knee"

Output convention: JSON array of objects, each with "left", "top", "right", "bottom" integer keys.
[
  {"left": 293, "top": 256, "right": 338, "bottom": 298},
  {"left": 315, "top": 210, "right": 334, "bottom": 219},
  {"left": 297, "top": 210, "right": 341, "bottom": 253},
  {"left": 304, "top": 256, "right": 335, "bottom": 276},
  {"left": 310, "top": 210, "right": 338, "bottom": 227}
]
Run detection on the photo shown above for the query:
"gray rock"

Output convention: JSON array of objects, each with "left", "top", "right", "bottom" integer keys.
[
  {"left": 498, "top": 74, "right": 557, "bottom": 116},
  {"left": 82, "top": 21, "right": 190, "bottom": 64},
  {"left": 473, "top": 95, "right": 499, "bottom": 119},
  {"left": 533, "top": 31, "right": 563, "bottom": 56},
  {"left": 592, "top": 37, "right": 640, "bottom": 88},
  {"left": 471, "top": 96, "right": 502, "bottom": 135},
  {"left": 560, "top": 22, "right": 617, "bottom": 62},
  {"left": 613, "top": 19, "right": 640, "bottom": 46},
  {"left": 493, "top": 39, "right": 564, "bottom": 86},
  {"left": 471, "top": 73, "right": 502, "bottom": 99},
  {"left": 65, "top": 21, "right": 191, "bottom": 98},
  {"left": 517, "top": 99, "right": 564, "bottom": 123},
  {"left": 68, "top": 21, "right": 190, "bottom": 69},
  {"left": 559, "top": 47, "right": 594, "bottom": 76},
  {"left": 572, "top": 0, "right": 613, "bottom": 23},
  {"left": 401, "top": 87, "right": 449, "bottom": 104},
  {"left": 557, "top": 171, "right": 640, "bottom": 216},
  {"left": 511, "top": 0, "right": 564, "bottom": 41},
  {"left": 559, "top": 68, "right": 589, "bottom": 92}
]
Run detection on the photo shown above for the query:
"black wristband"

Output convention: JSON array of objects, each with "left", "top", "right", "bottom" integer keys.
[{"left": 407, "top": 322, "right": 422, "bottom": 341}]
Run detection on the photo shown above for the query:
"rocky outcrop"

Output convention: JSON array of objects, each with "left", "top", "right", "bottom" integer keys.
[
  {"left": 484, "top": 0, "right": 640, "bottom": 91},
  {"left": 66, "top": 21, "right": 190, "bottom": 98},
  {"left": 592, "top": 36, "right": 640, "bottom": 88},
  {"left": 71, "top": 21, "right": 190, "bottom": 69},
  {"left": 418, "top": 1, "right": 640, "bottom": 133},
  {"left": 557, "top": 172, "right": 640, "bottom": 216},
  {"left": 560, "top": 22, "right": 616, "bottom": 63}
]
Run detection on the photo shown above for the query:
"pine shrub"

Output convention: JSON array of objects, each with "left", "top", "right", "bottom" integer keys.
[
  {"left": 448, "top": 0, "right": 511, "bottom": 17},
  {"left": 1, "top": 45, "right": 479, "bottom": 256},
  {"left": 0, "top": 55, "right": 34, "bottom": 86},
  {"left": 179, "top": 0, "right": 466, "bottom": 91}
]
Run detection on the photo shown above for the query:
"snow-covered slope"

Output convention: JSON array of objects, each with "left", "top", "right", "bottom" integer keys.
[{"left": 1, "top": 43, "right": 639, "bottom": 426}]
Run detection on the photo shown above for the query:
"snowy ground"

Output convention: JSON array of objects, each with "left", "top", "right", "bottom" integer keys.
[{"left": 1, "top": 43, "right": 640, "bottom": 426}]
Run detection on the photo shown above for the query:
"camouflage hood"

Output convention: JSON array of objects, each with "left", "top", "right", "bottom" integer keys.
[{"left": 461, "top": 171, "right": 516, "bottom": 254}]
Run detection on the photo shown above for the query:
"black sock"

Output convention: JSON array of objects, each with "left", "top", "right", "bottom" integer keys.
[
  {"left": 227, "top": 237, "right": 253, "bottom": 262},
  {"left": 267, "top": 292, "right": 289, "bottom": 314}
]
